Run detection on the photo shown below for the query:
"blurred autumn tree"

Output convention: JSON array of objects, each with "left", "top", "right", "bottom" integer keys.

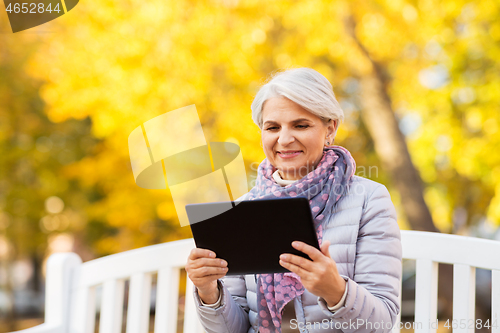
[
  {"left": 1, "top": 0, "right": 499, "bottom": 324},
  {"left": 0, "top": 30, "right": 107, "bottom": 328},
  {"left": 24, "top": 0, "right": 500, "bottom": 237}
]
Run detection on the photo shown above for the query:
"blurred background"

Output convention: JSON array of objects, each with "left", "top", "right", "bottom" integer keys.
[{"left": 0, "top": 0, "right": 499, "bottom": 331}]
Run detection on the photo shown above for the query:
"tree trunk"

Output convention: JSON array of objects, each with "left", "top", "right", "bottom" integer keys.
[
  {"left": 359, "top": 74, "right": 442, "bottom": 233},
  {"left": 341, "top": 14, "right": 458, "bottom": 319},
  {"left": 342, "top": 16, "right": 437, "bottom": 233}
]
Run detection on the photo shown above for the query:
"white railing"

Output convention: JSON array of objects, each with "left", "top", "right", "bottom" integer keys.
[{"left": 9, "top": 231, "right": 500, "bottom": 333}]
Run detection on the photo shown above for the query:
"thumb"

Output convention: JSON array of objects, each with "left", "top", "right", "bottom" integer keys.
[{"left": 320, "top": 240, "right": 331, "bottom": 258}]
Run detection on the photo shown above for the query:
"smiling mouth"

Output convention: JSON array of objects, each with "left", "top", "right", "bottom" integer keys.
[{"left": 277, "top": 151, "right": 302, "bottom": 156}]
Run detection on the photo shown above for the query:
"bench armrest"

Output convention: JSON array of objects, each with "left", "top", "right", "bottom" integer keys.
[{"left": 8, "top": 323, "right": 63, "bottom": 333}]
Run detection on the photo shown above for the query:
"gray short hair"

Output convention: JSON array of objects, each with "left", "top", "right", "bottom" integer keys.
[{"left": 251, "top": 68, "right": 344, "bottom": 130}]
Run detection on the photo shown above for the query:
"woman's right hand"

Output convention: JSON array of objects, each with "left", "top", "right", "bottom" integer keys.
[{"left": 185, "top": 248, "right": 228, "bottom": 304}]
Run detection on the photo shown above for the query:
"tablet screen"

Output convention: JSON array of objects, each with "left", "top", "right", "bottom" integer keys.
[{"left": 186, "top": 197, "right": 320, "bottom": 275}]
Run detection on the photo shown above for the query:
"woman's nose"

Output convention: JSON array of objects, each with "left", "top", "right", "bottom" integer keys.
[{"left": 277, "top": 128, "right": 295, "bottom": 145}]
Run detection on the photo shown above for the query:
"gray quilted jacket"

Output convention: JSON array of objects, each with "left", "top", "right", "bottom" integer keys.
[{"left": 193, "top": 176, "right": 402, "bottom": 333}]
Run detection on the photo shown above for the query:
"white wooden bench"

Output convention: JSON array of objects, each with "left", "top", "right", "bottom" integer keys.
[{"left": 10, "top": 230, "right": 500, "bottom": 333}]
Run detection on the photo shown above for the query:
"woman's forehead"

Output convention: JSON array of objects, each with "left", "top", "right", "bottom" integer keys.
[{"left": 262, "top": 97, "right": 318, "bottom": 121}]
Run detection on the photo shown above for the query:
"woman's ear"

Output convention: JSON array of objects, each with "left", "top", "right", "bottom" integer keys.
[{"left": 326, "top": 119, "right": 338, "bottom": 142}]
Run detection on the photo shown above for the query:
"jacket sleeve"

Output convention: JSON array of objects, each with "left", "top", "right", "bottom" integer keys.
[
  {"left": 193, "top": 275, "right": 251, "bottom": 333},
  {"left": 317, "top": 184, "right": 402, "bottom": 333}
]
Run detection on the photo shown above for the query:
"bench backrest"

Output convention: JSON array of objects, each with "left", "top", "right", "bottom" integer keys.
[
  {"left": 398, "top": 231, "right": 500, "bottom": 333},
  {"left": 36, "top": 231, "right": 500, "bottom": 333},
  {"left": 42, "top": 238, "right": 203, "bottom": 333}
]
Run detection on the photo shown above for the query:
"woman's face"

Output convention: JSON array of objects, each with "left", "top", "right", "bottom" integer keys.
[{"left": 261, "top": 97, "right": 336, "bottom": 181}]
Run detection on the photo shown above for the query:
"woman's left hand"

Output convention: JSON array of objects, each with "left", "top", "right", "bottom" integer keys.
[{"left": 279, "top": 240, "right": 346, "bottom": 307}]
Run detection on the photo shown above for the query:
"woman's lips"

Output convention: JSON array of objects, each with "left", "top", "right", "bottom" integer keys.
[{"left": 277, "top": 151, "right": 302, "bottom": 159}]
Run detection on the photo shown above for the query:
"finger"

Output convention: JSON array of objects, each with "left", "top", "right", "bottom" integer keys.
[
  {"left": 189, "top": 248, "right": 216, "bottom": 260},
  {"left": 291, "top": 241, "right": 325, "bottom": 262},
  {"left": 279, "top": 259, "right": 310, "bottom": 279},
  {"left": 190, "top": 266, "right": 228, "bottom": 279},
  {"left": 189, "top": 258, "right": 228, "bottom": 270},
  {"left": 320, "top": 240, "right": 331, "bottom": 258},
  {"left": 280, "top": 253, "right": 314, "bottom": 272},
  {"left": 189, "top": 272, "right": 227, "bottom": 286}
]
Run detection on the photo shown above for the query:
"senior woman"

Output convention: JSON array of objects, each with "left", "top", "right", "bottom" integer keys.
[{"left": 185, "top": 68, "right": 402, "bottom": 333}]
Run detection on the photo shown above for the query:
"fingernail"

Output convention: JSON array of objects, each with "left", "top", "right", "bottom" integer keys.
[
  {"left": 220, "top": 260, "right": 227, "bottom": 266},
  {"left": 210, "top": 252, "right": 215, "bottom": 257},
  {"left": 280, "top": 254, "right": 288, "bottom": 260}
]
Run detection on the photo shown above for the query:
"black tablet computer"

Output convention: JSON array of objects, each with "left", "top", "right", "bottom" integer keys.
[{"left": 186, "top": 197, "right": 320, "bottom": 275}]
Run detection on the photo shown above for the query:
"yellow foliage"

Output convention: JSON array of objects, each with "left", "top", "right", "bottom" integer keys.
[
  {"left": 157, "top": 201, "right": 178, "bottom": 221},
  {"left": 3, "top": 0, "right": 500, "bottom": 258}
]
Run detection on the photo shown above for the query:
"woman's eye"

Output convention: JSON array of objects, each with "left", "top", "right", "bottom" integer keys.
[{"left": 265, "top": 125, "right": 309, "bottom": 130}]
